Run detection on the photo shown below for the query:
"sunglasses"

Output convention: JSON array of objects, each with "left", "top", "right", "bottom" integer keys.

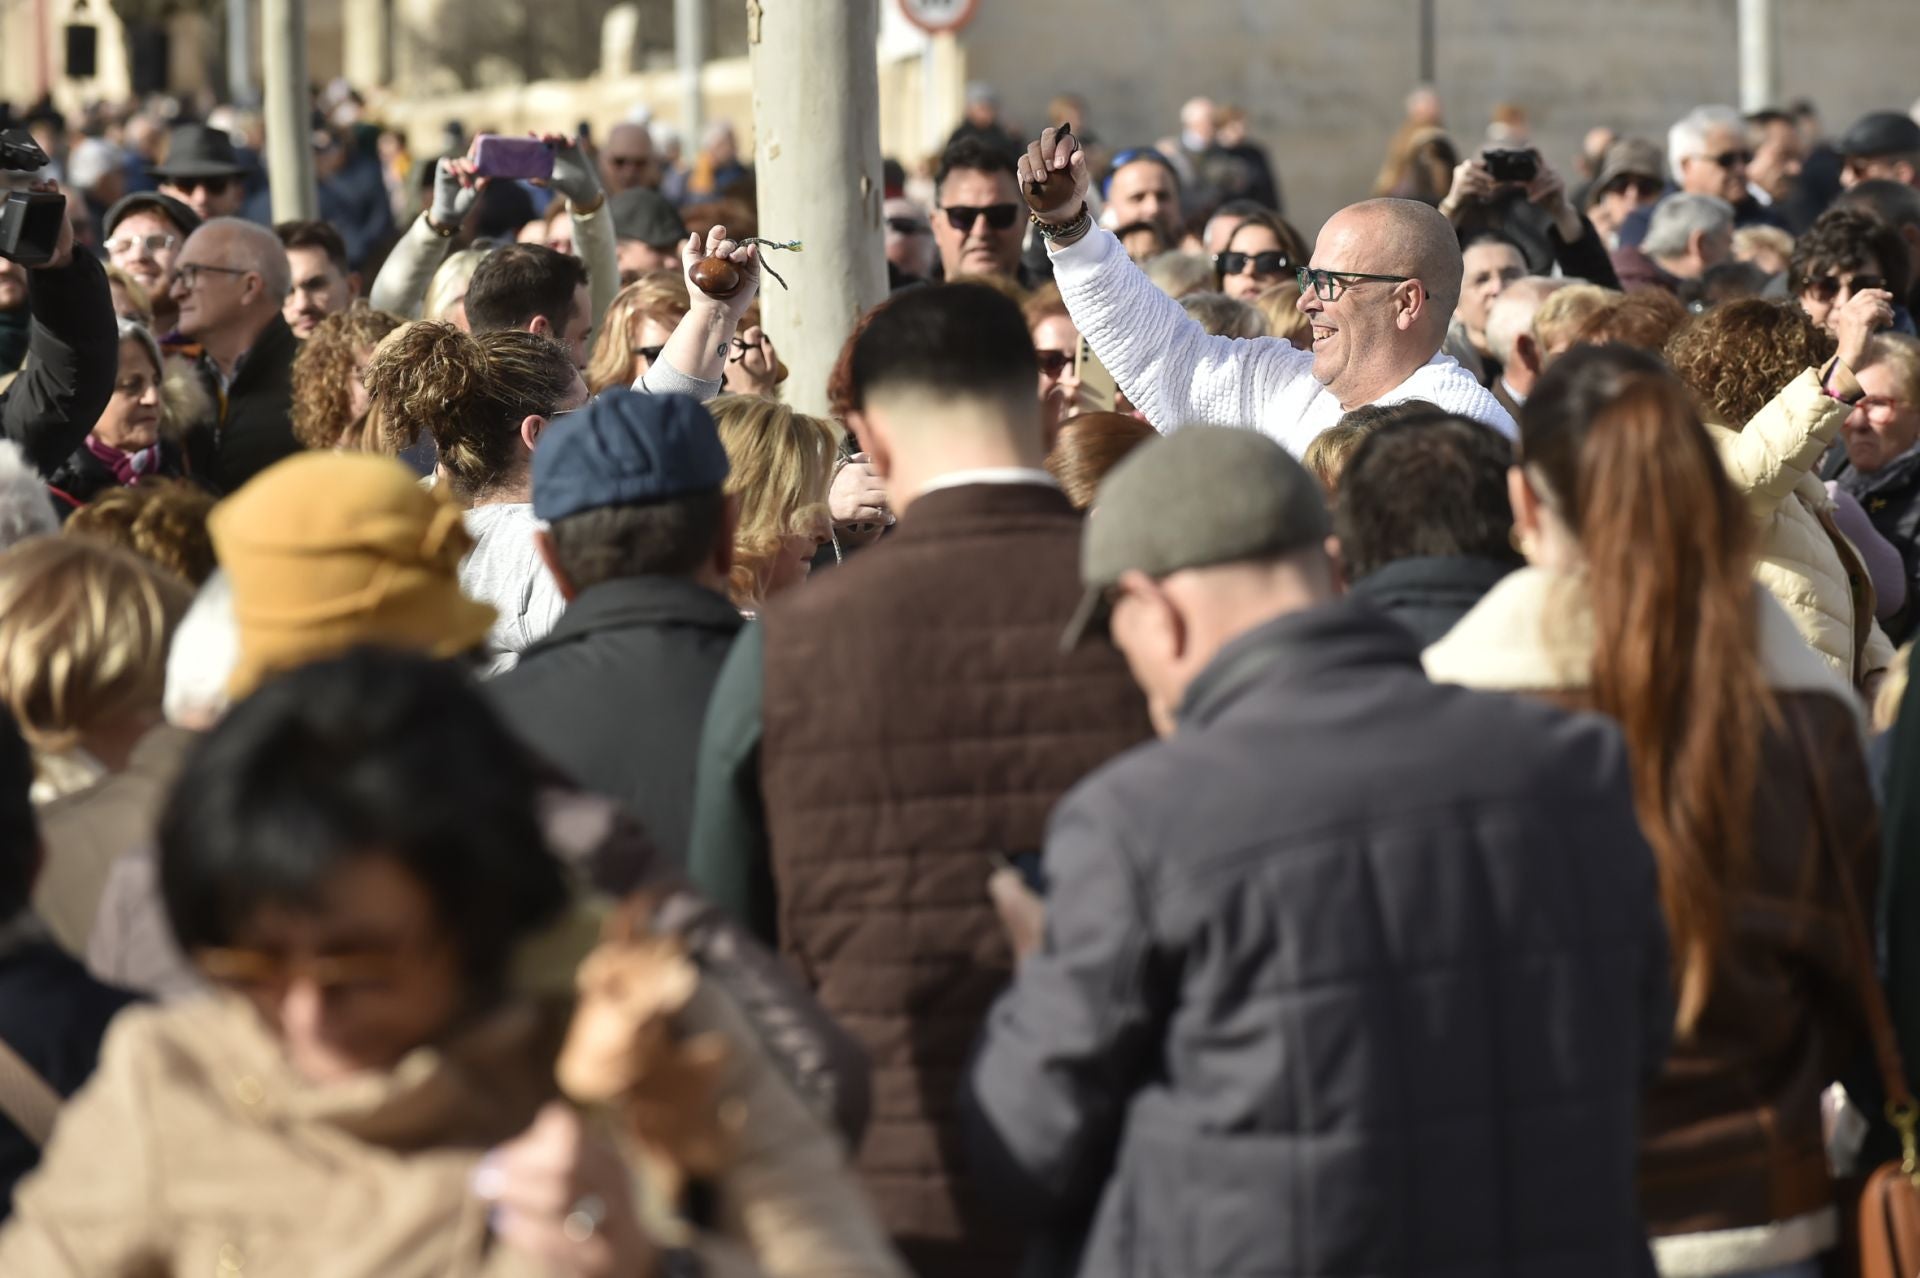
[
  {"left": 633, "top": 344, "right": 665, "bottom": 365},
  {"left": 942, "top": 203, "right": 1020, "bottom": 232},
  {"left": 886, "top": 216, "right": 931, "bottom": 236},
  {"left": 169, "top": 175, "right": 235, "bottom": 196},
  {"left": 1296, "top": 267, "right": 1419, "bottom": 302},
  {"left": 1215, "top": 250, "right": 1291, "bottom": 278},
  {"left": 1704, "top": 149, "right": 1753, "bottom": 169},
  {"left": 105, "top": 232, "right": 177, "bottom": 258},
  {"left": 1603, "top": 175, "right": 1663, "bottom": 200},
  {"left": 196, "top": 946, "right": 408, "bottom": 998},
  {"left": 1036, "top": 349, "right": 1073, "bottom": 376},
  {"left": 1805, "top": 274, "right": 1887, "bottom": 303}
]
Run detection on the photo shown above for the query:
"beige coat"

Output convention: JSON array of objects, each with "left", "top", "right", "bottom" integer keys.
[
  {"left": 0, "top": 904, "right": 907, "bottom": 1278},
  {"left": 1711, "top": 367, "right": 1894, "bottom": 684}
]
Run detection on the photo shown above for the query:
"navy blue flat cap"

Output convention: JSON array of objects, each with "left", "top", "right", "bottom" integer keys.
[{"left": 533, "top": 390, "right": 731, "bottom": 522}]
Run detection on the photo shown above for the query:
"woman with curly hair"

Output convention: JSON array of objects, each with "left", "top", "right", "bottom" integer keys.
[
  {"left": 45, "top": 320, "right": 207, "bottom": 516},
  {"left": 1788, "top": 207, "right": 1910, "bottom": 334},
  {"left": 289, "top": 306, "right": 404, "bottom": 451},
  {"left": 707, "top": 394, "right": 836, "bottom": 612},
  {"left": 1667, "top": 293, "right": 1899, "bottom": 687}
]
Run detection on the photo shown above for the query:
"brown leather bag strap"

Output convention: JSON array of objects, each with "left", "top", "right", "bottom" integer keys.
[
  {"left": 1785, "top": 698, "right": 1915, "bottom": 1112},
  {"left": 0, "top": 1036, "right": 59, "bottom": 1147}
]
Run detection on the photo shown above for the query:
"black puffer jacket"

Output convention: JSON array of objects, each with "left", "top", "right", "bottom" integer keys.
[{"left": 967, "top": 601, "right": 1670, "bottom": 1278}]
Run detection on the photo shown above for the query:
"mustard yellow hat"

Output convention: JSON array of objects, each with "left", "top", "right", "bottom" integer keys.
[{"left": 210, "top": 453, "right": 497, "bottom": 699}]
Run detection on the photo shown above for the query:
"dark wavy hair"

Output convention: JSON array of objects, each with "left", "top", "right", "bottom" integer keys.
[
  {"left": 160, "top": 648, "right": 569, "bottom": 999},
  {"left": 1787, "top": 207, "right": 1911, "bottom": 298}
]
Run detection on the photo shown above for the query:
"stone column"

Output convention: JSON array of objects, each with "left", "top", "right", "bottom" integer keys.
[{"left": 747, "top": 0, "right": 887, "bottom": 417}]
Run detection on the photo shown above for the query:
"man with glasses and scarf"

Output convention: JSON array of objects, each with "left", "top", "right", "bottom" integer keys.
[{"left": 1018, "top": 126, "right": 1512, "bottom": 457}]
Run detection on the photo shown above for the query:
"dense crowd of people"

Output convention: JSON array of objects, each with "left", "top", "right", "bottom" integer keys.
[{"left": 0, "top": 74, "right": 1919, "bottom": 1278}]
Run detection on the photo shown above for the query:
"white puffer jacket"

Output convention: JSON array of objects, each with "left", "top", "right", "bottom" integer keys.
[{"left": 1709, "top": 367, "right": 1893, "bottom": 686}]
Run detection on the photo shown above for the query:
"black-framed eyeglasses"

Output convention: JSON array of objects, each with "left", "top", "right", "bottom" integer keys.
[
  {"left": 1705, "top": 149, "right": 1753, "bottom": 169},
  {"left": 105, "top": 232, "right": 177, "bottom": 258},
  {"left": 633, "top": 344, "right": 665, "bottom": 365},
  {"left": 1296, "top": 267, "right": 1419, "bottom": 302},
  {"left": 1036, "top": 349, "right": 1073, "bottom": 376},
  {"left": 886, "top": 216, "right": 931, "bottom": 236},
  {"left": 1215, "top": 250, "right": 1291, "bottom": 279},
  {"left": 175, "top": 262, "right": 251, "bottom": 290},
  {"left": 942, "top": 203, "right": 1020, "bottom": 232},
  {"left": 1805, "top": 273, "right": 1887, "bottom": 303}
]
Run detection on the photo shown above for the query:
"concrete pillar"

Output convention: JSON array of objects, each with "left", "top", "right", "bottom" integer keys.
[
  {"left": 674, "top": 0, "right": 705, "bottom": 140},
  {"left": 601, "top": 3, "right": 641, "bottom": 80},
  {"left": 1737, "top": 0, "right": 1777, "bottom": 113},
  {"left": 262, "top": 0, "right": 317, "bottom": 220},
  {"left": 747, "top": 0, "right": 887, "bottom": 417},
  {"left": 227, "top": 0, "right": 254, "bottom": 104},
  {"left": 342, "top": 0, "right": 390, "bottom": 88}
]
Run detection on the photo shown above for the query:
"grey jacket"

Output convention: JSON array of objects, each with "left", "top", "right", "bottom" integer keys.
[{"left": 965, "top": 600, "right": 1671, "bottom": 1278}]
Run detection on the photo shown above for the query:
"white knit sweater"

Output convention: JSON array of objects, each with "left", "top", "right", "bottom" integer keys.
[{"left": 1049, "top": 228, "right": 1516, "bottom": 455}]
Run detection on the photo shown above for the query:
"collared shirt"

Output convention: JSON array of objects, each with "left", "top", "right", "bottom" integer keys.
[
  {"left": 917, "top": 467, "right": 1058, "bottom": 498},
  {"left": 1499, "top": 377, "right": 1525, "bottom": 409}
]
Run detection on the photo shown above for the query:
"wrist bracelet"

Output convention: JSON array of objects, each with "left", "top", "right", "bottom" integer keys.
[
  {"left": 1032, "top": 204, "right": 1091, "bottom": 242},
  {"left": 1823, "top": 355, "right": 1866, "bottom": 405},
  {"left": 424, "top": 212, "right": 458, "bottom": 239}
]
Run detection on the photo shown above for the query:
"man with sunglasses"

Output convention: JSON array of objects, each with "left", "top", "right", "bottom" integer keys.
[
  {"left": 932, "top": 137, "right": 1029, "bottom": 286},
  {"left": 1018, "top": 126, "right": 1512, "bottom": 458},
  {"left": 148, "top": 123, "right": 248, "bottom": 223},
  {"left": 1617, "top": 106, "right": 1787, "bottom": 251}
]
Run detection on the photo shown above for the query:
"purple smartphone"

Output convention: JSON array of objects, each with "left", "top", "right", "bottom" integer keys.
[{"left": 469, "top": 135, "right": 554, "bottom": 181}]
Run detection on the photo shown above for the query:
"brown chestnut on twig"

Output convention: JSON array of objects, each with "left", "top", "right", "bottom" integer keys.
[{"left": 688, "top": 237, "right": 804, "bottom": 299}]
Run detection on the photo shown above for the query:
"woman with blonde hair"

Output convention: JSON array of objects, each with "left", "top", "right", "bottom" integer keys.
[
  {"left": 1254, "top": 279, "right": 1311, "bottom": 350},
  {"left": 0, "top": 537, "right": 190, "bottom": 805},
  {"left": 708, "top": 394, "right": 837, "bottom": 611},
  {"left": 422, "top": 246, "right": 490, "bottom": 329},
  {"left": 589, "top": 271, "right": 786, "bottom": 399},
  {"left": 587, "top": 270, "right": 692, "bottom": 395},
  {"left": 289, "top": 306, "right": 405, "bottom": 451}
]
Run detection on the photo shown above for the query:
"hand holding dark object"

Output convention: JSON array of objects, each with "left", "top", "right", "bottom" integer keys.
[
  {"left": 723, "top": 325, "right": 782, "bottom": 397},
  {"left": 1520, "top": 154, "right": 1584, "bottom": 243},
  {"left": 1437, "top": 158, "right": 1497, "bottom": 224},
  {"left": 429, "top": 157, "right": 482, "bottom": 233},
  {"left": 536, "top": 132, "right": 606, "bottom": 214},
  {"left": 1483, "top": 148, "right": 1539, "bottom": 185},
  {"left": 1017, "top": 125, "right": 1091, "bottom": 227},
  {"left": 1026, "top": 124, "right": 1078, "bottom": 205}
]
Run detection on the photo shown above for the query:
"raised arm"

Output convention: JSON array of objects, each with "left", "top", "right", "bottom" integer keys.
[
  {"left": 634, "top": 225, "right": 762, "bottom": 402},
  {"left": 1718, "top": 290, "right": 1893, "bottom": 518},
  {"left": 367, "top": 158, "right": 474, "bottom": 317},
  {"left": 0, "top": 187, "right": 116, "bottom": 476},
  {"left": 1019, "top": 127, "right": 1313, "bottom": 435}
]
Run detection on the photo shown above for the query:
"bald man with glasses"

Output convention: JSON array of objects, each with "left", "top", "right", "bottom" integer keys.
[{"left": 1019, "top": 127, "right": 1513, "bottom": 456}]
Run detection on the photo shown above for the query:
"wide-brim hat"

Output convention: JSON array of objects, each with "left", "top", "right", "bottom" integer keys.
[{"left": 149, "top": 122, "right": 248, "bottom": 180}]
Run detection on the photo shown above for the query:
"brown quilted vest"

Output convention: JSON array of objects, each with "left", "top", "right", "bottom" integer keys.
[{"left": 759, "top": 482, "right": 1151, "bottom": 1277}]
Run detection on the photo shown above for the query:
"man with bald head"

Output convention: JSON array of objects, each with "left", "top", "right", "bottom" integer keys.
[
  {"left": 1022, "top": 127, "right": 1510, "bottom": 455},
  {"left": 599, "top": 122, "right": 659, "bottom": 196},
  {"left": 170, "top": 217, "right": 301, "bottom": 491}
]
